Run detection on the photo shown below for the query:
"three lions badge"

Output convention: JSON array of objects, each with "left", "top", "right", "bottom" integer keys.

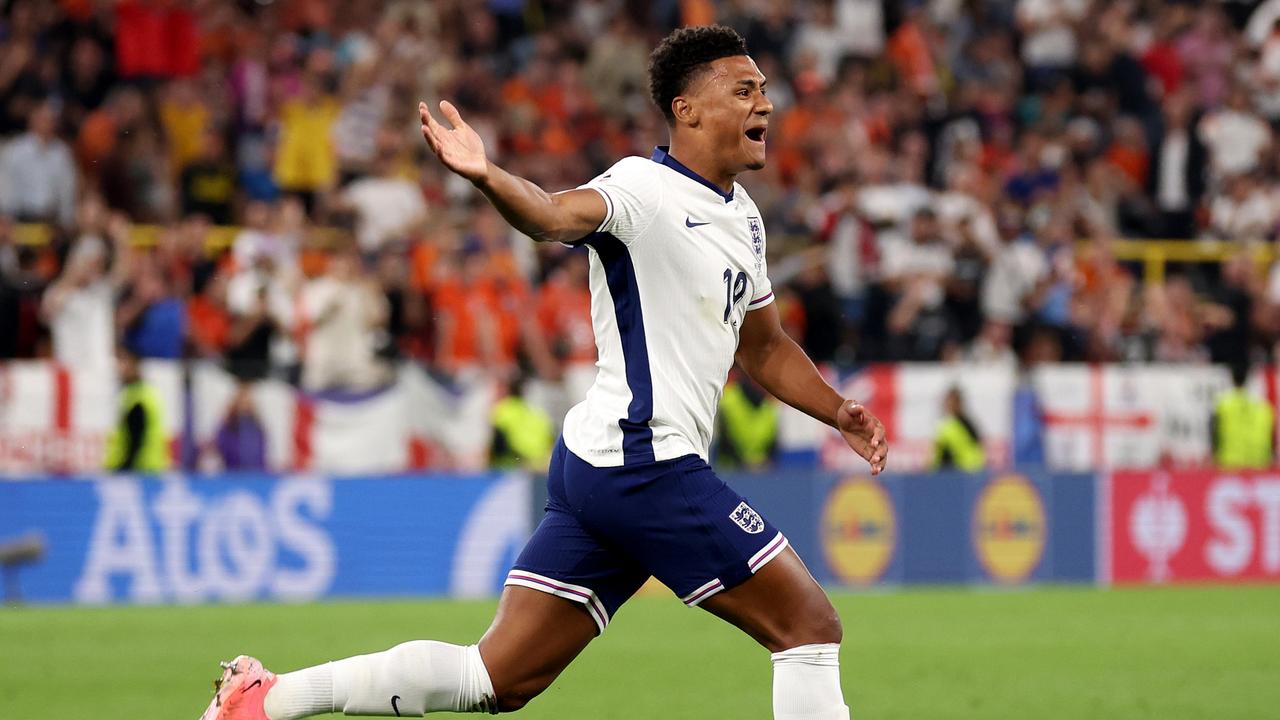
[
  {"left": 747, "top": 217, "right": 764, "bottom": 273},
  {"left": 730, "top": 501, "right": 765, "bottom": 534}
]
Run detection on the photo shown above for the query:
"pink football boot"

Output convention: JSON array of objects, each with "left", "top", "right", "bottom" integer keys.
[{"left": 199, "top": 655, "right": 278, "bottom": 720}]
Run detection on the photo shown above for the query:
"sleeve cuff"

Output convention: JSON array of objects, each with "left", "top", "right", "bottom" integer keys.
[
  {"left": 589, "top": 185, "right": 615, "bottom": 232},
  {"left": 561, "top": 186, "right": 615, "bottom": 247},
  {"left": 746, "top": 291, "right": 775, "bottom": 310}
]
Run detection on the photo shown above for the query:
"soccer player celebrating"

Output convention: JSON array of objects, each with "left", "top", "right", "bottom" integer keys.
[{"left": 201, "top": 26, "right": 886, "bottom": 720}]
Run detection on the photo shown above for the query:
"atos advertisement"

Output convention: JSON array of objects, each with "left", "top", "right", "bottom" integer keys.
[
  {"left": 0, "top": 473, "right": 532, "bottom": 604},
  {"left": 1106, "top": 470, "right": 1280, "bottom": 584},
  {"left": 8, "top": 468, "right": 1280, "bottom": 607}
]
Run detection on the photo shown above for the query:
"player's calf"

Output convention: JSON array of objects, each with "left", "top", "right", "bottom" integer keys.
[
  {"left": 701, "top": 548, "right": 850, "bottom": 719},
  {"left": 230, "top": 588, "right": 595, "bottom": 718},
  {"left": 772, "top": 643, "right": 849, "bottom": 720},
  {"left": 760, "top": 595, "right": 847, "bottom": 720},
  {"left": 770, "top": 597, "right": 843, "bottom": 651},
  {"left": 259, "top": 641, "right": 497, "bottom": 719},
  {"left": 702, "top": 547, "right": 843, "bottom": 653}
]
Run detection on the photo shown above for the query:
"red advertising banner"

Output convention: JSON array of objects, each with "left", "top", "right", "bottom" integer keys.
[{"left": 1107, "top": 470, "right": 1280, "bottom": 584}]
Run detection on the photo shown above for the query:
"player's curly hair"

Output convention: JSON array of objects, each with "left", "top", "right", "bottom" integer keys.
[{"left": 648, "top": 25, "right": 749, "bottom": 123}]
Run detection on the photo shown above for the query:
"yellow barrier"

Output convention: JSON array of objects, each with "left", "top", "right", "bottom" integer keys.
[
  {"left": 13, "top": 223, "right": 52, "bottom": 246},
  {"left": 1098, "top": 240, "right": 1277, "bottom": 285},
  {"left": 12, "top": 223, "right": 345, "bottom": 252},
  {"left": 12, "top": 222, "right": 240, "bottom": 250}
]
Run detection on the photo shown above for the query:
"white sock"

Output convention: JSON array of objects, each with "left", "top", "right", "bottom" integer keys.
[
  {"left": 264, "top": 641, "right": 496, "bottom": 719},
  {"left": 263, "top": 663, "right": 332, "bottom": 719},
  {"left": 771, "top": 643, "right": 850, "bottom": 720}
]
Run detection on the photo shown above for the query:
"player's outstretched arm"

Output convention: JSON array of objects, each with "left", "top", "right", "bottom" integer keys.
[
  {"left": 736, "top": 303, "right": 888, "bottom": 474},
  {"left": 419, "top": 100, "right": 606, "bottom": 244}
]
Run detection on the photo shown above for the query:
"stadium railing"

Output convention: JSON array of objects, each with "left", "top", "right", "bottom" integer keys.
[
  {"left": 1099, "top": 239, "right": 1277, "bottom": 284},
  {"left": 12, "top": 222, "right": 345, "bottom": 251}
]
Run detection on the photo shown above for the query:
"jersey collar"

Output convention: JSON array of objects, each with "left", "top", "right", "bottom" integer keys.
[{"left": 650, "top": 146, "right": 734, "bottom": 203}]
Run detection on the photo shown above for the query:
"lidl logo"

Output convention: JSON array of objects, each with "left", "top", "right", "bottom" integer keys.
[
  {"left": 973, "top": 474, "right": 1046, "bottom": 583},
  {"left": 822, "top": 477, "right": 896, "bottom": 585}
]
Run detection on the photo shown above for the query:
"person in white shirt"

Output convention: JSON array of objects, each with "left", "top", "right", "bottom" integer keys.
[
  {"left": 1016, "top": 0, "right": 1088, "bottom": 81},
  {"left": 41, "top": 203, "right": 130, "bottom": 371},
  {"left": 881, "top": 208, "right": 956, "bottom": 358},
  {"left": 1208, "top": 172, "right": 1279, "bottom": 241},
  {"left": 982, "top": 203, "right": 1049, "bottom": 325},
  {"left": 206, "top": 26, "right": 887, "bottom": 720},
  {"left": 0, "top": 101, "right": 76, "bottom": 227},
  {"left": 338, "top": 134, "right": 428, "bottom": 254},
  {"left": 1199, "top": 86, "right": 1273, "bottom": 183},
  {"left": 298, "top": 246, "right": 389, "bottom": 392},
  {"left": 790, "top": 0, "right": 884, "bottom": 83},
  {"left": 935, "top": 163, "right": 1000, "bottom": 255}
]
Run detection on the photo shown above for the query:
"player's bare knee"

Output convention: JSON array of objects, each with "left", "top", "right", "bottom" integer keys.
[
  {"left": 492, "top": 674, "right": 553, "bottom": 713},
  {"left": 774, "top": 600, "right": 842, "bottom": 651},
  {"left": 810, "top": 605, "right": 843, "bottom": 645},
  {"left": 495, "top": 693, "right": 530, "bottom": 713}
]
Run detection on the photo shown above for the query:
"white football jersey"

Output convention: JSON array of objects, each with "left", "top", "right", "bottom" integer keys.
[{"left": 561, "top": 147, "right": 774, "bottom": 467}]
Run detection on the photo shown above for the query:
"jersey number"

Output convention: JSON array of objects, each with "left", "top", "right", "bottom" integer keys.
[{"left": 723, "top": 268, "right": 747, "bottom": 323}]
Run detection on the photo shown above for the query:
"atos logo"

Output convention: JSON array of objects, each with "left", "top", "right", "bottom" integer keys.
[
  {"left": 973, "top": 474, "right": 1046, "bottom": 583},
  {"left": 822, "top": 477, "right": 896, "bottom": 585},
  {"left": 73, "top": 477, "right": 335, "bottom": 603}
]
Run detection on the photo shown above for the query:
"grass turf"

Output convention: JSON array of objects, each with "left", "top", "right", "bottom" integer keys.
[{"left": 1, "top": 584, "right": 1277, "bottom": 719}]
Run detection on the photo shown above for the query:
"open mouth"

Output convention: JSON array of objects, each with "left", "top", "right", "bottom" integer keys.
[{"left": 745, "top": 127, "right": 767, "bottom": 143}]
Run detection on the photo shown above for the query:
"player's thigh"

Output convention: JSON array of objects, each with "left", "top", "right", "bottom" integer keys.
[
  {"left": 479, "top": 450, "right": 647, "bottom": 711},
  {"left": 477, "top": 585, "right": 597, "bottom": 711},
  {"left": 571, "top": 453, "right": 775, "bottom": 602},
  {"left": 699, "top": 545, "right": 842, "bottom": 653}
]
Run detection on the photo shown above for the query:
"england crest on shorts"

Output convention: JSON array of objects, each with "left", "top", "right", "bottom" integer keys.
[
  {"left": 747, "top": 217, "right": 764, "bottom": 272},
  {"left": 730, "top": 501, "right": 765, "bottom": 534}
]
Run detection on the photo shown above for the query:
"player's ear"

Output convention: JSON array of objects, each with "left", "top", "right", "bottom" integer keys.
[{"left": 672, "top": 96, "right": 698, "bottom": 128}]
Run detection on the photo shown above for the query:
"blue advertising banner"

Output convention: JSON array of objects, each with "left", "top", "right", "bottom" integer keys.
[
  {"left": 0, "top": 473, "right": 531, "bottom": 604},
  {"left": 3, "top": 469, "right": 1097, "bottom": 606},
  {"left": 726, "top": 470, "right": 1097, "bottom": 588}
]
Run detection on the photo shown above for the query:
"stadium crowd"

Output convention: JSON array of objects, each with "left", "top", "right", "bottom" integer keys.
[{"left": 1, "top": 0, "right": 1280, "bottom": 400}]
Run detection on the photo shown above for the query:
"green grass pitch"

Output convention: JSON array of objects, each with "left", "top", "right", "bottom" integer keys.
[{"left": 2, "top": 584, "right": 1277, "bottom": 719}]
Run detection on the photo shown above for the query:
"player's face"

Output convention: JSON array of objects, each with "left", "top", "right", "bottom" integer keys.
[{"left": 689, "top": 56, "right": 772, "bottom": 172}]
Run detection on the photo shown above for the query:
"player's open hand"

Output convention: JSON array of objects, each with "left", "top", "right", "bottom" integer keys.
[
  {"left": 420, "top": 100, "right": 489, "bottom": 184},
  {"left": 836, "top": 399, "right": 888, "bottom": 475}
]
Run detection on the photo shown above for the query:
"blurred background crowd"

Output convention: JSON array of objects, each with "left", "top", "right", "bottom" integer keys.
[{"left": 2, "top": 0, "right": 1280, "bottom": 405}]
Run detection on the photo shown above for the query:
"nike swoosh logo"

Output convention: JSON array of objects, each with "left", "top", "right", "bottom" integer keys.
[
  {"left": 242, "top": 679, "right": 262, "bottom": 694},
  {"left": 685, "top": 217, "right": 711, "bottom": 228},
  {"left": 391, "top": 695, "right": 402, "bottom": 716}
]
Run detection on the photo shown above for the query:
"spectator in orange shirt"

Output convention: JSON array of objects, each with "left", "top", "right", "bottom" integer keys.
[
  {"left": 434, "top": 241, "right": 553, "bottom": 379},
  {"left": 433, "top": 248, "right": 503, "bottom": 376},
  {"left": 423, "top": 246, "right": 508, "bottom": 470},
  {"left": 888, "top": 7, "right": 940, "bottom": 98},
  {"left": 187, "top": 269, "right": 231, "bottom": 359},
  {"left": 1105, "top": 117, "right": 1150, "bottom": 188},
  {"left": 537, "top": 254, "right": 594, "bottom": 366},
  {"left": 536, "top": 253, "right": 596, "bottom": 407}
]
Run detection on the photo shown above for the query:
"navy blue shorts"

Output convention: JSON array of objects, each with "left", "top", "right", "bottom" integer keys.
[{"left": 506, "top": 439, "right": 789, "bottom": 633}]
